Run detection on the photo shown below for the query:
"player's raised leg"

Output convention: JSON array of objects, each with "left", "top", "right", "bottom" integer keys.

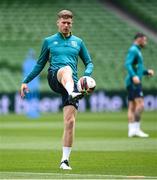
[{"left": 57, "top": 66, "right": 83, "bottom": 101}]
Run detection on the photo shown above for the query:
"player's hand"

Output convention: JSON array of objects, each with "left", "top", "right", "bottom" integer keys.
[
  {"left": 132, "top": 76, "right": 140, "bottom": 84},
  {"left": 148, "top": 69, "right": 154, "bottom": 76},
  {"left": 20, "top": 83, "right": 29, "bottom": 98}
]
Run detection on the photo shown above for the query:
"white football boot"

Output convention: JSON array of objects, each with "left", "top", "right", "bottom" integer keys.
[
  {"left": 69, "top": 92, "right": 83, "bottom": 102},
  {"left": 60, "top": 160, "right": 72, "bottom": 170},
  {"left": 135, "top": 130, "right": 149, "bottom": 138},
  {"left": 128, "top": 129, "right": 137, "bottom": 137}
]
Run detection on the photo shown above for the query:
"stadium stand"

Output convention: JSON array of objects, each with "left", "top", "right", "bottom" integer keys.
[
  {"left": 107, "top": 0, "right": 157, "bottom": 32},
  {"left": 0, "top": 0, "right": 157, "bottom": 92}
]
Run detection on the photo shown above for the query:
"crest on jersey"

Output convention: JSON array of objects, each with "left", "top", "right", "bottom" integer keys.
[
  {"left": 53, "top": 41, "right": 58, "bottom": 45},
  {"left": 71, "top": 41, "right": 77, "bottom": 47}
]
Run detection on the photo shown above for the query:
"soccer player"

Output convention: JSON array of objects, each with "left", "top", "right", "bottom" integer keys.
[
  {"left": 20, "top": 10, "right": 94, "bottom": 169},
  {"left": 124, "top": 32, "right": 154, "bottom": 138}
]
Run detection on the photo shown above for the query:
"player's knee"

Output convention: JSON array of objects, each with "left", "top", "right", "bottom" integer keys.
[
  {"left": 61, "top": 66, "right": 72, "bottom": 74},
  {"left": 65, "top": 117, "right": 75, "bottom": 130},
  {"left": 57, "top": 66, "right": 73, "bottom": 84},
  {"left": 65, "top": 65, "right": 72, "bottom": 71},
  {"left": 136, "top": 103, "right": 144, "bottom": 113},
  {"left": 64, "top": 66, "right": 73, "bottom": 77}
]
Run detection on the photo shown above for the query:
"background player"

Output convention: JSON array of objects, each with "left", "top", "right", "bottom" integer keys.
[{"left": 124, "top": 32, "right": 154, "bottom": 137}]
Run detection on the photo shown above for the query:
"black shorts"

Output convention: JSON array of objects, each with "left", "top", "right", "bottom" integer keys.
[
  {"left": 47, "top": 70, "right": 79, "bottom": 109},
  {"left": 127, "top": 84, "right": 144, "bottom": 101}
]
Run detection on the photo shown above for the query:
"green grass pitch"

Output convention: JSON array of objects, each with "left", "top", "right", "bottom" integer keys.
[{"left": 0, "top": 111, "right": 157, "bottom": 179}]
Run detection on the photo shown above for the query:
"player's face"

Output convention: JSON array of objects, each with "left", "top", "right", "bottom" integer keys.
[
  {"left": 57, "top": 18, "right": 72, "bottom": 36},
  {"left": 139, "top": 36, "right": 147, "bottom": 48}
]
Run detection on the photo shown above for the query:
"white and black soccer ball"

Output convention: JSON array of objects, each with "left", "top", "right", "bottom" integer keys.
[{"left": 77, "top": 76, "right": 96, "bottom": 94}]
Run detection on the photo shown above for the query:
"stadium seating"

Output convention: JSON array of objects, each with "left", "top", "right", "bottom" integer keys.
[
  {"left": 0, "top": 0, "right": 157, "bottom": 92},
  {"left": 109, "top": 0, "right": 157, "bottom": 31}
]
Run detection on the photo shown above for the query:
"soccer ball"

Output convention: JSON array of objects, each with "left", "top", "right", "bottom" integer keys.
[{"left": 77, "top": 76, "right": 96, "bottom": 94}]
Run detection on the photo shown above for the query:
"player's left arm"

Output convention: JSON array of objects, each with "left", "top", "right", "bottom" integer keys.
[
  {"left": 79, "top": 41, "right": 94, "bottom": 76},
  {"left": 147, "top": 69, "right": 154, "bottom": 76},
  {"left": 143, "top": 68, "right": 154, "bottom": 76}
]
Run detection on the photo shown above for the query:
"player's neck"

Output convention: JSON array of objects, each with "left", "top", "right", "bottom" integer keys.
[
  {"left": 134, "top": 42, "right": 142, "bottom": 49},
  {"left": 59, "top": 32, "right": 71, "bottom": 38}
]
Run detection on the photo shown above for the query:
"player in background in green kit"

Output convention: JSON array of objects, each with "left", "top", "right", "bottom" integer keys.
[
  {"left": 124, "top": 32, "right": 154, "bottom": 138},
  {"left": 20, "top": 10, "right": 94, "bottom": 170}
]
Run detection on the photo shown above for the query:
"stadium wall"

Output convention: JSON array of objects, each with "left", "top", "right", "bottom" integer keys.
[{"left": 0, "top": 90, "right": 157, "bottom": 114}]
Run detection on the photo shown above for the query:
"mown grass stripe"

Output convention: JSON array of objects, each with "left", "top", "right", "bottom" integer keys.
[
  {"left": 1, "top": 139, "right": 157, "bottom": 151},
  {"left": 0, "top": 172, "right": 157, "bottom": 179}
]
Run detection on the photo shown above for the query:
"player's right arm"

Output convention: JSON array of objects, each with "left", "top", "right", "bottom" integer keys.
[
  {"left": 20, "top": 39, "right": 49, "bottom": 98},
  {"left": 125, "top": 48, "right": 140, "bottom": 84},
  {"left": 22, "top": 39, "right": 49, "bottom": 83},
  {"left": 20, "top": 83, "right": 29, "bottom": 98}
]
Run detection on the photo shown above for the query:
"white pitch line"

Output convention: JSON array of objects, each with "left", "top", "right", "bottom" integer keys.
[{"left": 0, "top": 171, "right": 157, "bottom": 179}]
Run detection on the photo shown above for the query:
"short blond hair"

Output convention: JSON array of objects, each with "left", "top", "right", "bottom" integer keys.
[{"left": 57, "top": 10, "right": 73, "bottom": 19}]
